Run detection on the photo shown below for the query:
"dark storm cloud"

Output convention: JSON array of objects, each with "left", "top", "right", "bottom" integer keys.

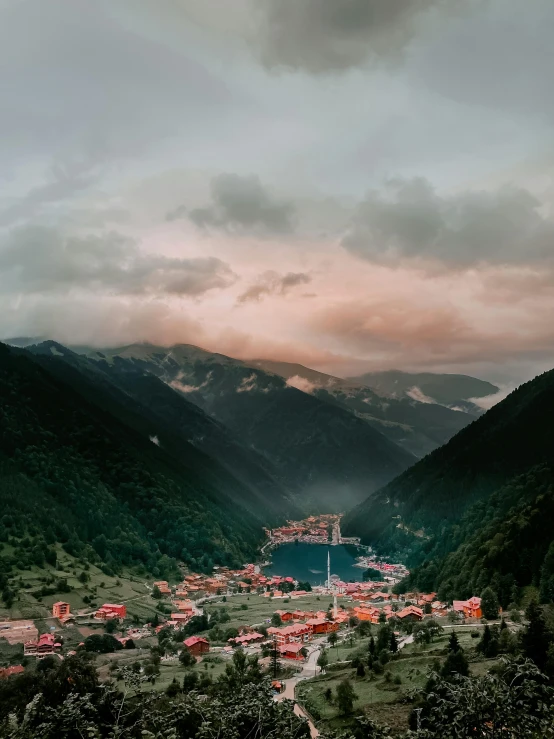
[
  {"left": 256, "top": 0, "right": 458, "bottom": 73},
  {"left": 0, "top": 226, "right": 236, "bottom": 297},
  {"left": 189, "top": 174, "right": 295, "bottom": 234},
  {"left": 342, "top": 178, "right": 554, "bottom": 267},
  {"left": 237, "top": 270, "right": 311, "bottom": 302}
]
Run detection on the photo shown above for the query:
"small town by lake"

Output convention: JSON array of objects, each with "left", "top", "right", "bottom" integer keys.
[{"left": 265, "top": 542, "right": 363, "bottom": 585}]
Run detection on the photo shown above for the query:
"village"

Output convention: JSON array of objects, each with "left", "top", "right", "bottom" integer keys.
[
  {"left": 264, "top": 514, "right": 360, "bottom": 548},
  {"left": 0, "top": 551, "right": 487, "bottom": 680}
]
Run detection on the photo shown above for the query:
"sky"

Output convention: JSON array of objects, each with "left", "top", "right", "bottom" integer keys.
[{"left": 1, "top": 0, "right": 554, "bottom": 385}]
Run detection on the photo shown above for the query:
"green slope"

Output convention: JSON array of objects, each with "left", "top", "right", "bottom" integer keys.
[
  {"left": 343, "top": 368, "right": 554, "bottom": 573},
  {"left": 0, "top": 342, "right": 273, "bottom": 580}
]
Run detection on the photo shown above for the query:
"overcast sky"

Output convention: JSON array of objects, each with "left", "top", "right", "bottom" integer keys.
[{"left": 1, "top": 0, "right": 553, "bottom": 384}]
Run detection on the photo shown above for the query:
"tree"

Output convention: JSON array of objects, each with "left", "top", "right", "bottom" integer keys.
[
  {"left": 151, "top": 585, "right": 162, "bottom": 599},
  {"left": 477, "top": 625, "right": 499, "bottom": 658},
  {"left": 481, "top": 587, "right": 500, "bottom": 619},
  {"left": 297, "top": 581, "right": 312, "bottom": 592},
  {"left": 317, "top": 648, "right": 329, "bottom": 673},
  {"left": 336, "top": 678, "right": 357, "bottom": 715},
  {"left": 271, "top": 612, "right": 282, "bottom": 627},
  {"left": 539, "top": 540, "right": 554, "bottom": 604},
  {"left": 521, "top": 600, "right": 553, "bottom": 672},
  {"left": 389, "top": 631, "right": 398, "bottom": 653},
  {"left": 448, "top": 631, "right": 460, "bottom": 653},
  {"left": 328, "top": 631, "right": 338, "bottom": 650},
  {"left": 179, "top": 648, "right": 196, "bottom": 667},
  {"left": 356, "top": 661, "right": 366, "bottom": 677}
]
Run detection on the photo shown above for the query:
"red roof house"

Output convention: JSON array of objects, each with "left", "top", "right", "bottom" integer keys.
[{"left": 183, "top": 636, "right": 210, "bottom": 656}]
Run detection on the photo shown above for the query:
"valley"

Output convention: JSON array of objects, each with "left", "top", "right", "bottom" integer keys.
[{"left": 2, "top": 339, "right": 554, "bottom": 737}]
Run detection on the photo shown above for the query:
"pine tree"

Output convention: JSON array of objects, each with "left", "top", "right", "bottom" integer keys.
[
  {"left": 539, "top": 541, "right": 554, "bottom": 604},
  {"left": 521, "top": 601, "right": 552, "bottom": 672},
  {"left": 480, "top": 587, "right": 500, "bottom": 619},
  {"left": 448, "top": 631, "right": 460, "bottom": 653}
]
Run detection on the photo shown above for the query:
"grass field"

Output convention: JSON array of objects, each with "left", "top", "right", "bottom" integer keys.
[
  {"left": 0, "top": 544, "right": 161, "bottom": 625},
  {"left": 297, "top": 622, "right": 504, "bottom": 736},
  {"left": 203, "top": 593, "right": 337, "bottom": 631}
]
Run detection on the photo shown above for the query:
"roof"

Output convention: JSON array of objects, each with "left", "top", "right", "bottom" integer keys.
[
  {"left": 184, "top": 636, "right": 209, "bottom": 647},
  {"left": 278, "top": 642, "right": 305, "bottom": 653},
  {"left": 53, "top": 601, "right": 70, "bottom": 607}
]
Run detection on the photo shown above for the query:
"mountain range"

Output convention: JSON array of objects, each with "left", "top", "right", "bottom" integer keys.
[{"left": 81, "top": 343, "right": 414, "bottom": 511}]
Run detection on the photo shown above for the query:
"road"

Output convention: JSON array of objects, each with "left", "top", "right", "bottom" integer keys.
[
  {"left": 275, "top": 639, "right": 326, "bottom": 738},
  {"left": 275, "top": 629, "right": 415, "bottom": 737}
]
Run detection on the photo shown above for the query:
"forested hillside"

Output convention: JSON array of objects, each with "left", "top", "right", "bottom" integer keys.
[
  {"left": 251, "top": 359, "right": 475, "bottom": 458},
  {"left": 343, "top": 368, "right": 554, "bottom": 601},
  {"left": 0, "top": 342, "right": 280, "bottom": 586},
  {"left": 85, "top": 344, "right": 415, "bottom": 511}
]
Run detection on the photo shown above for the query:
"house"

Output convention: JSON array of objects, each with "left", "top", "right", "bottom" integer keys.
[
  {"left": 268, "top": 624, "right": 312, "bottom": 645},
  {"left": 175, "top": 600, "right": 194, "bottom": 613},
  {"left": 183, "top": 636, "right": 210, "bottom": 656},
  {"left": 95, "top": 604, "right": 127, "bottom": 620},
  {"left": 232, "top": 632, "right": 265, "bottom": 646},
  {"left": 170, "top": 613, "right": 191, "bottom": 624},
  {"left": 278, "top": 643, "right": 306, "bottom": 661},
  {"left": 306, "top": 618, "right": 338, "bottom": 635},
  {"left": 453, "top": 597, "right": 483, "bottom": 619},
  {"left": 24, "top": 633, "right": 61, "bottom": 657},
  {"left": 52, "top": 602, "right": 71, "bottom": 620},
  {"left": 0, "top": 665, "right": 24, "bottom": 679},
  {"left": 396, "top": 606, "right": 424, "bottom": 622},
  {"left": 353, "top": 606, "right": 380, "bottom": 624},
  {"left": 153, "top": 581, "right": 172, "bottom": 595},
  {"left": 274, "top": 610, "right": 294, "bottom": 622}
]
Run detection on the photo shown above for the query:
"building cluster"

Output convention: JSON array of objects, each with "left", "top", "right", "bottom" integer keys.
[
  {"left": 353, "top": 557, "right": 410, "bottom": 582},
  {"left": 265, "top": 514, "right": 340, "bottom": 545}
]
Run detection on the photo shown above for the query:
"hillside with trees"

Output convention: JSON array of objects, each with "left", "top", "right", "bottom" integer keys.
[
  {"left": 0, "top": 342, "right": 289, "bottom": 591},
  {"left": 343, "top": 368, "right": 554, "bottom": 600},
  {"left": 82, "top": 343, "right": 415, "bottom": 511}
]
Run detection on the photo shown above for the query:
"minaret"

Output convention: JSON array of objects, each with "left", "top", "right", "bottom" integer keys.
[{"left": 327, "top": 550, "right": 331, "bottom": 590}]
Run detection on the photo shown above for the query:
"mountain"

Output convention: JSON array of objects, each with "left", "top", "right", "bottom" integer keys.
[
  {"left": 29, "top": 341, "right": 298, "bottom": 524},
  {"left": 343, "top": 368, "right": 554, "bottom": 602},
  {"left": 348, "top": 369, "right": 498, "bottom": 414},
  {"left": 0, "top": 341, "right": 295, "bottom": 580},
  {"left": 83, "top": 344, "right": 415, "bottom": 511},
  {"left": 251, "top": 360, "right": 476, "bottom": 458}
]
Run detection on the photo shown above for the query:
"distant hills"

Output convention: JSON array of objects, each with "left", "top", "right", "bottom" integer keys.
[
  {"left": 343, "top": 368, "right": 554, "bottom": 604},
  {"left": 81, "top": 344, "right": 415, "bottom": 511},
  {"left": 252, "top": 360, "right": 486, "bottom": 458},
  {"left": 347, "top": 369, "right": 498, "bottom": 414}
]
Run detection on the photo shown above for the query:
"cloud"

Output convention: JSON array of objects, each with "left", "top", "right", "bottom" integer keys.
[
  {"left": 0, "top": 159, "right": 99, "bottom": 227},
  {"left": 256, "top": 0, "right": 458, "bottom": 73},
  {"left": 236, "top": 373, "right": 258, "bottom": 393},
  {"left": 165, "top": 204, "right": 188, "bottom": 222},
  {"left": 237, "top": 270, "right": 311, "bottom": 303},
  {"left": 285, "top": 375, "right": 317, "bottom": 394},
  {"left": 342, "top": 178, "right": 554, "bottom": 267},
  {"left": 0, "top": 225, "right": 236, "bottom": 297},
  {"left": 405, "top": 386, "right": 436, "bottom": 404},
  {"left": 189, "top": 173, "right": 295, "bottom": 234}
]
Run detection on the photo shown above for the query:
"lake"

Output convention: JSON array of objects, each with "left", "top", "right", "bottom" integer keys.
[{"left": 265, "top": 543, "right": 363, "bottom": 585}]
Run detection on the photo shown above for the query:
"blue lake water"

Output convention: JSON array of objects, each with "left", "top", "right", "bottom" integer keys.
[{"left": 265, "top": 543, "right": 363, "bottom": 585}]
